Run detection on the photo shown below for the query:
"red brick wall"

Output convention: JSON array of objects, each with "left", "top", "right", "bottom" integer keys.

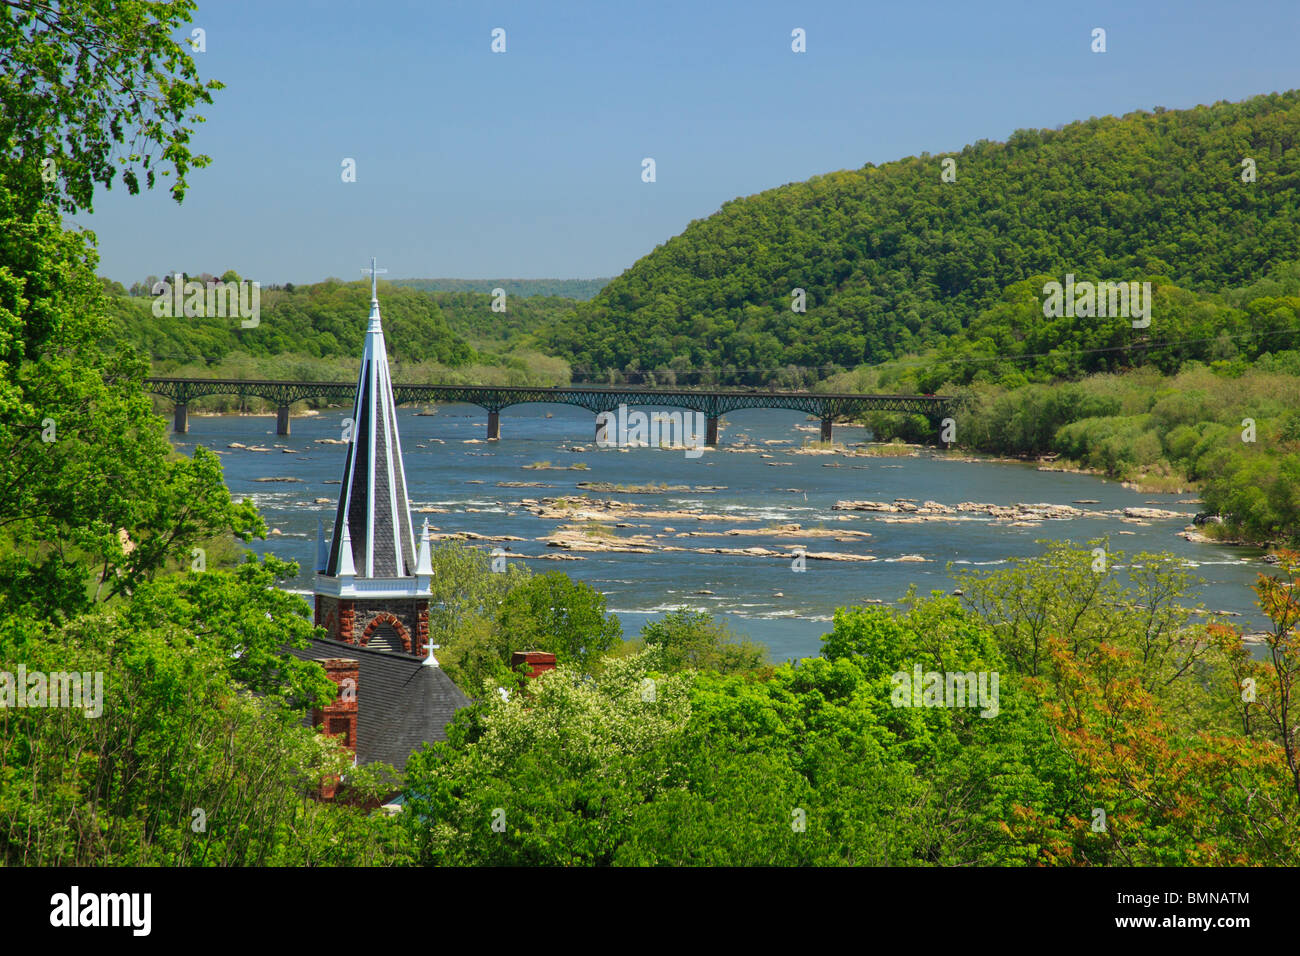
[
  {"left": 313, "top": 658, "right": 358, "bottom": 800},
  {"left": 415, "top": 605, "right": 429, "bottom": 657},
  {"left": 314, "top": 596, "right": 350, "bottom": 643},
  {"left": 511, "top": 650, "right": 558, "bottom": 681},
  {"left": 338, "top": 601, "right": 356, "bottom": 642},
  {"left": 359, "top": 611, "right": 412, "bottom": 652}
]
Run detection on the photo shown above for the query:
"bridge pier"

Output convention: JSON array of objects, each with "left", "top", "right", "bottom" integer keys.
[{"left": 141, "top": 380, "right": 957, "bottom": 450}]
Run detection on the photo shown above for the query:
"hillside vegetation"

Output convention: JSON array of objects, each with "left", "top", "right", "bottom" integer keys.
[
  {"left": 105, "top": 279, "right": 576, "bottom": 392},
  {"left": 822, "top": 260, "right": 1300, "bottom": 544},
  {"left": 542, "top": 91, "right": 1300, "bottom": 385},
  {"left": 391, "top": 277, "right": 609, "bottom": 300}
]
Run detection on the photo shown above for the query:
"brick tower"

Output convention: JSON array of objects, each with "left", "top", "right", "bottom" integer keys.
[{"left": 314, "top": 259, "right": 432, "bottom": 658}]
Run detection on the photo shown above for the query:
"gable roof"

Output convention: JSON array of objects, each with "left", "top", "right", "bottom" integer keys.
[{"left": 289, "top": 635, "right": 471, "bottom": 770}]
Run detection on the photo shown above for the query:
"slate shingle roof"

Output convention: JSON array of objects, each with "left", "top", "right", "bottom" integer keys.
[{"left": 289, "top": 635, "right": 471, "bottom": 770}]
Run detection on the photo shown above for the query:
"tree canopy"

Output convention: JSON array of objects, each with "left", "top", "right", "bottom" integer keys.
[
  {"left": 0, "top": 0, "right": 221, "bottom": 213},
  {"left": 537, "top": 92, "right": 1300, "bottom": 385}
]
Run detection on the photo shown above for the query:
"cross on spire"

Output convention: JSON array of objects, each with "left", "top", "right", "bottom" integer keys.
[{"left": 361, "top": 257, "right": 388, "bottom": 300}]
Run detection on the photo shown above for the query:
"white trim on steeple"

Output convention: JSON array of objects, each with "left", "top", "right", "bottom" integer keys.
[
  {"left": 390, "top": 357, "right": 418, "bottom": 574},
  {"left": 338, "top": 523, "right": 357, "bottom": 577},
  {"left": 416, "top": 519, "right": 433, "bottom": 577}
]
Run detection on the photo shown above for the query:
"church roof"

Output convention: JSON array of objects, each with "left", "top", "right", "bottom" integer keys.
[
  {"left": 289, "top": 635, "right": 472, "bottom": 770},
  {"left": 324, "top": 263, "right": 417, "bottom": 579}
]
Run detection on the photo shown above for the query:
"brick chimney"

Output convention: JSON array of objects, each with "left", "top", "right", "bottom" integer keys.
[
  {"left": 510, "top": 650, "right": 557, "bottom": 682},
  {"left": 314, "top": 658, "right": 358, "bottom": 800}
]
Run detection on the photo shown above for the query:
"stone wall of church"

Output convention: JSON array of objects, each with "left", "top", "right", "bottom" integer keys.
[{"left": 314, "top": 595, "right": 428, "bottom": 657}]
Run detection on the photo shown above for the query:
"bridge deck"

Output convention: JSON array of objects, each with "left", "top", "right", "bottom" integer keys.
[{"left": 144, "top": 377, "right": 957, "bottom": 439}]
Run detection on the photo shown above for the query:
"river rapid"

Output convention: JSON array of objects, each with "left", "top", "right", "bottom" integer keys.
[{"left": 173, "top": 403, "right": 1273, "bottom": 663}]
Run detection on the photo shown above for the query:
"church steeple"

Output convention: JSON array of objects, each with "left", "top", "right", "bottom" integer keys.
[
  {"left": 314, "top": 259, "right": 431, "bottom": 659},
  {"left": 324, "top": 258, "right": 416, "bottom": 578}
]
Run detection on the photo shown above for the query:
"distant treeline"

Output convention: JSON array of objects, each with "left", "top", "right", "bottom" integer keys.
[
  {"left": 391, "top": 277, "right": 610, "bottom": 300},
  {"left": 106, "top": 280, "right": 473, "bottom": 367},
  {"left": 104, "top": 278, "right": 580, "bottom": 385}
]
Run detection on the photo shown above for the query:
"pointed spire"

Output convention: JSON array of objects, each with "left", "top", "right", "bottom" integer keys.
[
  {"left": 323, "top": 261, "right": 417, "bottom": 581},
  {"left": 363, "top": 256, "right": 387, "bottom": 333},
  {"left": 366, "top": 255, "right": 387, "bottom": 301}
]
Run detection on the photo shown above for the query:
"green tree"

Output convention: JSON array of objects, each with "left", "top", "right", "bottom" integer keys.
[
  {"left": 0, "top": 0, "right": 222, "bottom": 213},
  {"left": 0, "top": 556, "right": 411, "bottom": 865},
  {"left": 402, "top": 650, "right": 690, "bottom": 866},
  {"left": 637, "top": 608, "right": 768, "bottom": 674},
  {"left": 495, "top": 571, "right": 623, "bottom": 676},
  {"left": 425, "top": 540, "right": 531, "bottom": 693}
]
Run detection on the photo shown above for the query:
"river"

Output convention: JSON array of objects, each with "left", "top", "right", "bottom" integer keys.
[{"left": 173, "top": 403, "right": 1273, "bottom": 662}]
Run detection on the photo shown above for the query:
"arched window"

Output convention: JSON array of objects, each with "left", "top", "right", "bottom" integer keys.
[
  {"left": 360, "top": 613, "right": 411, "bottom": 653},
  {"left": 367, "top": 623, "right": 399, "bottom": 652}
]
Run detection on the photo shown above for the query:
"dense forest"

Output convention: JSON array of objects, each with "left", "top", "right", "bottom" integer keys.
[
  {"left": 106, "top": 278, "right": 577, "bottom": 387},
  {"left": 15, "top": 536, "right": 1300, "bottom": 865},
  {"left": 397, "top": 542, "right": 1300, "bottom": 866},
  {"left": 391, "top": 277, "right": 609, "bottom": 300},
  {"left": 904, "top": 263, "right": 1300, "bottom": 390},
  {"left": 108, "top": 279, "right": 472, "bottom": 367},
  {"left": 811, "top": 261, "right": 1300, "bottom": 545},
  {"left": 538, "top": 91, "right": 1300, "bottom": 385}
]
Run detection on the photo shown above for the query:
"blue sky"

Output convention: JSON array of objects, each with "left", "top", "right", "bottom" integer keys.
[{"left": 81, "top": 0, "right": 1300, "bottom": 285}]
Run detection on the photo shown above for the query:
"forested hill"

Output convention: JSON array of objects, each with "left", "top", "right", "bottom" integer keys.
[
  {"left": 541, "top": 90, "right": 1300, "bottom": 385},
  {"left": 105, "top": 278, "right": 582, "bottom": 383},
  {"left": 107, "top": 280, "right": 475, "bottom": 368},
  {"left": 392, "top": 277, "right": 609, "bottom": 300}
]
